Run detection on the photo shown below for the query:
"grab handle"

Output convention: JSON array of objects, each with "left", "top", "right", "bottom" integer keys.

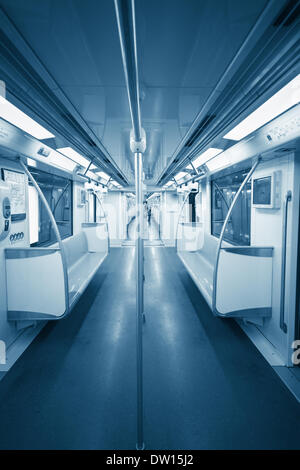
[{"left": 280, "top": 190, "right": 292, "bottom": 333}]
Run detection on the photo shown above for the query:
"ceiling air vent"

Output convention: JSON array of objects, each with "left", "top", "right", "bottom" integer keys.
[
  {"left": 184, "top": 114, "right": 215, "bottom": 148},
  {"left": 273, "top": 0, "right": 300, "bottom": 27}
]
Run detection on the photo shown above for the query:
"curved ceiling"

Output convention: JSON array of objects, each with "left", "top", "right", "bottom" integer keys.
[{"left": 0, "top": 0, "right": 283, "bottom": 185}]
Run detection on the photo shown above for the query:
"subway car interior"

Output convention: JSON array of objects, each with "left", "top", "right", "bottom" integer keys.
[{"left": 0, "top": 0, "right": 299, "bottom": 451}]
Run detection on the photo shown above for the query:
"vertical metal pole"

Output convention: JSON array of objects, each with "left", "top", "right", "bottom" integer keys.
[
  {"left": 135, "top": 151, "right": 144, "bottom": 450},
  {"left": 280, "top": 190, "right": 292, "bottom": 333}
]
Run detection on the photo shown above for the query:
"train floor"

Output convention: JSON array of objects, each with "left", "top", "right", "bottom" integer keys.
[{"left": 0, "top": 247, "right": 299, "bottom": 449}]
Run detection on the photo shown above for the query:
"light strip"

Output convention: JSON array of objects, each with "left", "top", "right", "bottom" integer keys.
[
  {"left": 49, "top": 151, "right": 77, "bottom": 172},
  {"left": 206, "top": 154, "right": 231, "bottom": 172},
  {"left": 187, "top": 147, "right": 223, "bottom": 169},
  {"left": 57, "top": 147, "right": 90, "bottom": 168},
  {"left": 224, "top": 74, "right": 300, "bottom": 141},
  {"left": 96, "top": 171, "right": 110, "bottom": 181},
  {"left": 174, "top": 171, "right": 188, "bottom": 181},
  {"left": 0, "top": 96, "right": 54, "bottom": 139},
  {"left": 86, "top": 170, "right": 98, "bottom": 179}
]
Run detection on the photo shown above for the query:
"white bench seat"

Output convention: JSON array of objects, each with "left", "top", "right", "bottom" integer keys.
[
  {"left": 68, "top": 251, "right": 106, "bottom": 307},
  {"left": 63, "top": 230, "right": 107, "bottom": 309},
  {"left": 177, "top": 226, "right": 273, "bottom": 318},
  {"left": 179, "top": 251, "right": 214, "bottom": 308},
  {"left": 5, "top": 224, "right": 108, "bottom": 320},
  {"left": 178, "top": 231, "right": 218, "bottom": 308}
]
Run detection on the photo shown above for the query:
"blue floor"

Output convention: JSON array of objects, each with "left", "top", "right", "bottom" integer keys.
[{"left": 0, "top": 247, "right": 299, "bottom": 449}]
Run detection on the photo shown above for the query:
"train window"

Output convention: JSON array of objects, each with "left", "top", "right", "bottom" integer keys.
[
  {"left": 211, "top": 169, "right": 251, "bottom": 246},
  {"left": 28, "top": 168, "right": 73, "bottom": 246}
]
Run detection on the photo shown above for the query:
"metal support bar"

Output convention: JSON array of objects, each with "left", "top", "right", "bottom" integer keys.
[
  {"left": 173, "top": 177, "right": 179, "bottom": 187},
  {"left": 280, "top": 190, "right": 292, "bottom": 333},
  {"left": 83, "top": 160, "right": 93, "bottom": 176},
  {"left": 135, "top": 151, "right": 144, "bottom": 450},
  {"left": 114, "top": 0, "right": 145, "bottom": 448},
  {"left": 212, "top": 158, "right": 261, "bottom": 316},
  {"left": 189, "top": 159, "right": 199, "bottom": 175},
  {"left": 114, "top": 0, "right": 142, "bottom": 142},
  {"left": 19, "top": 159, "right": 70, "bottom": 317},
  {"left": 52, "top": 180, "right": 71, "bottom": 216}
]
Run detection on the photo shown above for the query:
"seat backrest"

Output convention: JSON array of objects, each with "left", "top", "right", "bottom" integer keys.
[
  {"left": 63, "top": 232, "right": 88, "bottom": 268},
  {"left": 197, "top": 232, "right": 218, "bottom": 266}
]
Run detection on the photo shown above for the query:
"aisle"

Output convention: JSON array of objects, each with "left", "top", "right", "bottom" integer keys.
[{"left": 0, "top": 247, "right": 299, "bottom": 449}]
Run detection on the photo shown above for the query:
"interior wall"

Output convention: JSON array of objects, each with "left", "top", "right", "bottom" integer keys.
[
  {"left": 251, "top": 153, "right": 298, "bottom": 364},
  {"left": 0, "top": 158, "right": 36, "bottom": 352},
  {"left": 197, "top": 153, "right": 298, "bottom": 365}
]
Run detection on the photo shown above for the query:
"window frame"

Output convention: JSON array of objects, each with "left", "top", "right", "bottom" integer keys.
[
  {"left": 210, "top": 168, "right": 251, "bottom": 246},
  {"left": 28, "top": 169, "right": 73, "bottom": 247}
]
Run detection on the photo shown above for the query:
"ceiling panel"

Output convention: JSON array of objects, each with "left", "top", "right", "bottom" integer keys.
[{"left": 0, "top": 0, "right": 269, "bottom": 184}]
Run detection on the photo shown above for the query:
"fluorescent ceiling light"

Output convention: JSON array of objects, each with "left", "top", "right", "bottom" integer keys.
[
  {"left": 49, "top": 151, "right": 77, "bottom": 172},
  {"left": 206, "top": 154, "right": 231, "bottom": 172},
  {"left": 224, "top": 74, "right": 300, "bottom": 141},
  {"left": 57, "top": 147, "right": 90, "bottom": 168},
  {"left": 86, "top": 170, "right": 97, "bottom": 179},
  {"left": 188, "top": 148, "right": 223, "bottom": 169},
  {"left": 27, "top": 158, "right": 37, "bottom": 167},
  {"left": 0, "top": 96, "right": 54, "bottom": 140},
  {"left": 174, "top": 171, "right": 188, "bottom": 181},
  {"left": 97, "top": 171, "right": 110, "bottom": 181},
  {"left": 111, "top": 181, "right": 122, "bottom": 189}
]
